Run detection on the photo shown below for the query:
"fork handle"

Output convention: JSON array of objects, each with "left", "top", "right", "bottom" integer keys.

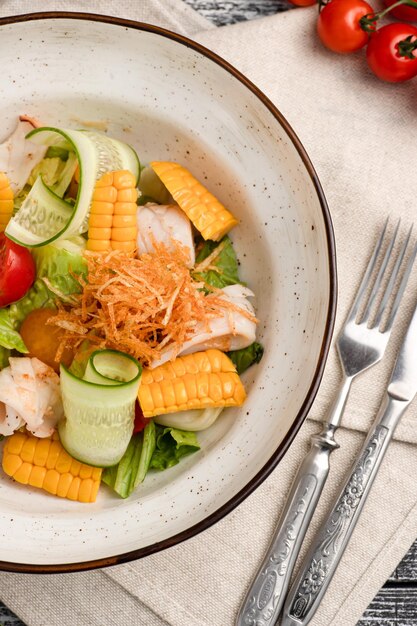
[
  {"left": 235, "top": 424, "right": 339, "bottom": 626},
  {"left": 236, "top": 377, "right": 353, "bottom": 626},
  {"left": 281, "top": 394, "right": 407, "bottom": 626}
]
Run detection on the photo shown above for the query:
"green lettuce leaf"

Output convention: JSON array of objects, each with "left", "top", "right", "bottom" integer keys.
[
  {"left": 227, "top": 342, "right": 264, "bottom": 374},
  {"left": 31, "top": 236, "right": 86, "bottom": 298},
  {"left": 28, "top": 152, "right": 77, "bottom": 198},
  {"left": 194, "top": 236, "right": 241, "bottom": 289},
  {"left": 0, "top": 309, "right": 28, "bottom": 352},
  {"left": 8, "top": 279, "right": 54, "bottom": 331},
  {"left": 102, "top": 421, "right": 156, "bottom": 499},
  {"left": 150, "top": 425, "right": 200, "bottom": 471},
  {"left": 0, "top": 237, "right": 87, "bottom": 353},
  {"left": 0, "top": 347, "right": 10, "bottom": 370}
]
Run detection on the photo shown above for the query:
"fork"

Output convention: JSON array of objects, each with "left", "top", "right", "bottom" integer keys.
[{"left": 236, "top": 218, "right": 416, "bottom": 626}]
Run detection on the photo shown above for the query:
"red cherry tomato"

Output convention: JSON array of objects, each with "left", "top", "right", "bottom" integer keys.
[
  {"left": 133, "top": 400, "right": 150, "bottom": 434},
  {"left": 383, "top": 0, "right": 417, "bottom": 23},
  {"left": 317, "top": 0, "right": 374, "bottom": 53},
  {"left": 289, "top": 0, "right": 317, "bottom": 6},
  {"left": 0, "top": 234, "right": 35, "bottom": 307},
  {"left": 366, "top": 23, "right": 417, "bottom": 82}
]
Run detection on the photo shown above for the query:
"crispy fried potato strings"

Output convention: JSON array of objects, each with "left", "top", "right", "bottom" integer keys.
[{"left": 51, "top": 243, "right": 251, "bottom": 366}]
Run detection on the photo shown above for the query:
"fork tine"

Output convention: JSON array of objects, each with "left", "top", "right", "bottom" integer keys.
[
  {"left": 384, "top": 240, "right": 417, "bottom": 332},
  {"left": 347, "top": 217, "right": 389, "bottom": 323},
  {"left": 373, "top": 224, "right": 413, "bottom": 329},
  {"left": 360, "top": 218, "right": 400, "bottom": 324}
]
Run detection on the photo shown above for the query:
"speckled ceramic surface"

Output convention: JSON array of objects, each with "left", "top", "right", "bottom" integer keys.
[{"left": 0, "top": 13, "right": 336, "bottom": 571}]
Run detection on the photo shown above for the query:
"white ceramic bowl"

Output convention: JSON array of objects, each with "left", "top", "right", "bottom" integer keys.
[{"left": 0, "top": 13, "right": 336, "bottom": 572}]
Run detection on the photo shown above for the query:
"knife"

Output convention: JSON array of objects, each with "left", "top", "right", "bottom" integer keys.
[{"left": 281, "top": 291, "right": 417, "bottom": 626}]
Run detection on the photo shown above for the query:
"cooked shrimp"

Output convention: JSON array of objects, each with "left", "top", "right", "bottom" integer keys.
[
  {"left": 136, "top": 203, "right": 195, "bottom": 267},
  {"left": 0, "top": 357, "right": 63, "bottom": 438},
  {"left": 150, "top": 285, "right": 257, "bottom": 368}
]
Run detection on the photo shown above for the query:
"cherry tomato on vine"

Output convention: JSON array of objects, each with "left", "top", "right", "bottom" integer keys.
[
  {"left": 317, "top": 0, "right": 374, "bottom": 53},
  {"left": 366, "top": 23, "right": 417, "bottom": 82},
  {"left": 0, "top": 233, "right": 35, "bottom": 307},
  {"left": 289, "top": 0, "right": 317, "bottom": 6},
  {"left": 383, "top": 0, "right": 417, "bottom": 23}
]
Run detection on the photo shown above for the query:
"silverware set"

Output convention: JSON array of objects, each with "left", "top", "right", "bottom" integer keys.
[{"left": 237, "top": 218, "right": 417, "bottom": 626}]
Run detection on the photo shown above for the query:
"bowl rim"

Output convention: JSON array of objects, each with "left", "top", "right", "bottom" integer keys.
[{"left": 0, "top": 11, "right": 337, "bottom": 574}]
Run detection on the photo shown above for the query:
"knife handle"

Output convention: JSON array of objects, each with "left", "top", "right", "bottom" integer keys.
[
  {"left": 235, "top": 424, "right": 339, "bottom": 626},
  {"left": 282, "top": 394, "right": 405, "bottom": 626}
]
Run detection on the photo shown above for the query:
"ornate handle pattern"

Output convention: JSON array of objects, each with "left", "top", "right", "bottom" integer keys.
[
  {"left": 283, "top": 423, "right": 390, "bottom": 626},
  {"left": 236, "top": 426, "right": 339, "bottom": 626}
]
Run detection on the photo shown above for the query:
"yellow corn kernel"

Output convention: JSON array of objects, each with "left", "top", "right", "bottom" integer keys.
[
  {"left": 78, "top": 478, "right": 94, "bottom": 503},
  {"left": 86, "top": 239, "right": 112, "bottom": 252},
  {"left": 116, "top": 188, "right": 138, "bottom": 202},
  {"left": 111, "top": 227, "right": 136, "bottom": 242},
  {"left": 0, "top": 172, "right": 14, "bottom": 233},
  {"left": 2, "top": 432, "right": 102, "bottom": 503},
  {"left": 44, "top": 469, "right": 60, "bottom": 495},
  {"left": 13, "top": 462, "right": 32, "bottom": 484},
  {"left": 138, "top": 349, "right": 246, "bottom": 417},
  {"left": 70, "top": 458, "right": 82, "bottom": 477},
  {"left": 2, "top": 454, "right": 22, "bottom": 477},
  {"left": 88, "top": 226, "right": 112, "bottom": 240},
  {"left": 87, "top": 170, "right": 138, "bottom": 254},
  {"left": 89, "top": 214, "right": 113, "bottom": 228},
  {"left": 113, "top": 202, "right": 137, "bottom": 216},
  {"left": 90, "top": 201, "right": 114, "bottom": 216},
  {"left": 94, "top": 171, "right": 114, "bottom": 188},
  {"left": 67, "top": 477, "right": 81, "bottom": 501},
  {"left": 33, "top": 438, "right": 51, "bottom": 466},
  {"left": 46, "top": 440, "right": 61, "bottom": 469},
  {"left": 29, "top": 465, "right": 47, "bottom": 489},
  {"left": 6, "top": 432, "right": 26, "bottom": 455},
  {"left": 150, "top": 162, "right": 238, "bottom": 241},
  {"left": 94, "top": 186, "right": 117, "bottom": 203},
  {"left": 112, "top": 214, "right": 137, "bottom": 228},
  {"left": 20, "top": 437, "right": 36, "bottom": 464},
  {"left": 56, "top": 473, "right": 73, "bottom": 499},
  {"left": 110, "top": 241, "right": 136, "bottom": 253},
  {"left": 55, "top": 448, "right": 72, "bottom": 474},
  {"left": 113, "top": 170, "right": 136, "bottom": 189}
]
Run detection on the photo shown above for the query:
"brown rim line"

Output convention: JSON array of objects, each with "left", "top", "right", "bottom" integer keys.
[{"left": 0, "top": 11, "right": 337, "bottom": 574}]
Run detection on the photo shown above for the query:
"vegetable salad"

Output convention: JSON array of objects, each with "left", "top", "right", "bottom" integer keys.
[{"left": 0, "top": 116, "right": 263, "bottom": 502}]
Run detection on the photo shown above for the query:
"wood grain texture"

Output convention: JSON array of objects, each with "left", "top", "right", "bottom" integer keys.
[{"left": 183, "top": 0, "right": 293, "bottom": 25}]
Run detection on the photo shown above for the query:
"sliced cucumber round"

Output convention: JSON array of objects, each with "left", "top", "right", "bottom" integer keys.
[
  {"left": 59, "top": 350, "right": 142, "bottom": 467},
  {"left": 154, "top": 407, "right": 223, "bottom": 431},
  {"left": 5, "top": 127, "right": 140, "bottom": 247}
]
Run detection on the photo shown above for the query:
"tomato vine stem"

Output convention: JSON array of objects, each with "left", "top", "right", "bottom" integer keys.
[{"left": 360, "top": 0, "right": 417, "bottom": 31}]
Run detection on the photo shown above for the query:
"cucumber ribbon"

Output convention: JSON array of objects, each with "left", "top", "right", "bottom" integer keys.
[
  {"left": 6, "top": 127, "right": 140, "bottom": 247},
  {"left": 59, "top": 350, "right": 142, "bottom": 467}
]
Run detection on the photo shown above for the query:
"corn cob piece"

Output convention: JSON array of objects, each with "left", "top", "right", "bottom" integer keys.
[
  {"left": 86, "top": 170, "right": 138, "bottom": 253},
  {"left": 0, "top": 172, "right": 14, "bottom": 233},
  {"left": 2, "top": 431, "right": 102, "bottom": 503},
  {"left": 138, "top": 349, "right": 246, "bottom": 417},
  {"left": 150, "top": 161, "right": 238, "bottom": 241}
]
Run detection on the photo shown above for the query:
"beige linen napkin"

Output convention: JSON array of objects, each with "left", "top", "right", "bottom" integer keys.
[{"left": 0, "top": 2, "right": 416, "bottom": 626}]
